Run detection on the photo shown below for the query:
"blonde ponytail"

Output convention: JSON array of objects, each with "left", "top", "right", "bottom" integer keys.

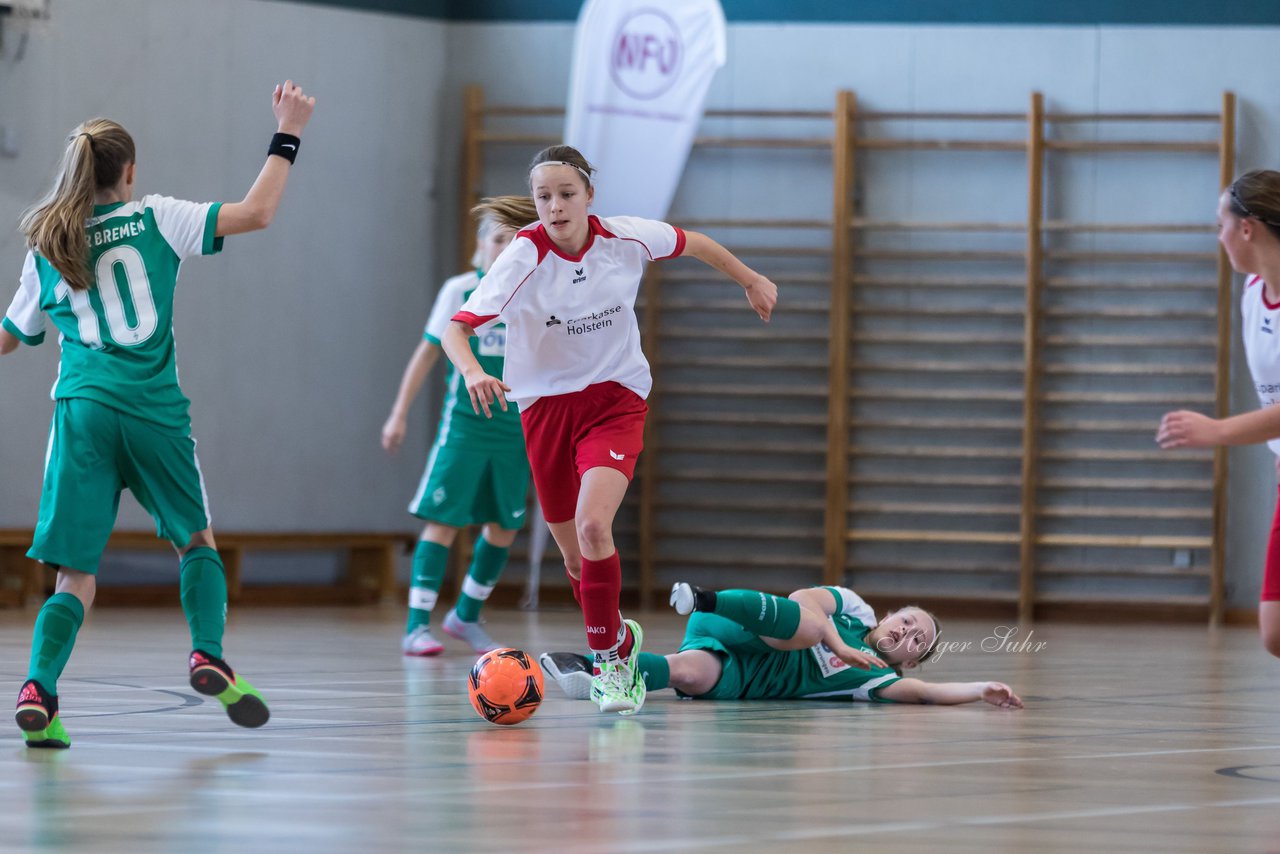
[{"left": 19, "top": 119, "right": 135, "bottom": 292}]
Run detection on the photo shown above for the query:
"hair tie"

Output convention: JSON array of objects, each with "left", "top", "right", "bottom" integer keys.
[{"left": 72, "top": 132, "right": 94, "bottom": 147}]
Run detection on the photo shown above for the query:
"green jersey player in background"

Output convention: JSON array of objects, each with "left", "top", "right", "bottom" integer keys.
[
  {"left": 541, "top": 583, "right": 1022, "bottom": 709},
  {"left": 382, "top": 196, "right": 538, "bottom": 657},
  {"left": 1, "top": 80, "right": 316, "bottom": 748}
]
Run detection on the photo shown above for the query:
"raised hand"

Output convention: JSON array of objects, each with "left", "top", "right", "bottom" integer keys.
[{"left": 273, "top": 80, "right": 316, "bottom": 136}]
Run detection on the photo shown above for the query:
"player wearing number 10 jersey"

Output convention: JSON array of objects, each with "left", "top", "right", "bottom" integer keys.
[{"left": 1, "top": 81, "right": 315, "bottom": 748}]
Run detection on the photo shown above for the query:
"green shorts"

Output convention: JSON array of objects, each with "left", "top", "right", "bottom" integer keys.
[
  {"left": 28, "top": 398, "right": 210, "bottom": 574},
  {"left": 408, "top": 444, "right": 531, "bottom": 530},
  {"left": 677, "top": 613, "right": 777, "bottom": 700}
]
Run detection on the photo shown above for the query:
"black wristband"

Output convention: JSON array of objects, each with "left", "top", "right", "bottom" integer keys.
[{"left": 268, "top": 132, "right": 300, "bottom": 164}]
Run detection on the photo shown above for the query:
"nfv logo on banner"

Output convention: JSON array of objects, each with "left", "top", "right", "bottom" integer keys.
[
  {"left": 566, "top": 0, "right": 726, "bottom": 221},
  {"left": 610, "top": 9, "right": 683, "bottom": 100}
]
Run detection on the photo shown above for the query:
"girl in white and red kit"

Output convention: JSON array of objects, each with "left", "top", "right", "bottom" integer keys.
[{"left": 442, "top": 145, "right": 777, "bottom": 714}]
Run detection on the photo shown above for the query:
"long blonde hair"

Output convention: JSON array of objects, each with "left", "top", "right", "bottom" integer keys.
[
  {"left": 469, "top": 195, "right": 539, "bottom": 268},
  {"left": 19, "top": 118, "right": 136, "bottom": 291}
]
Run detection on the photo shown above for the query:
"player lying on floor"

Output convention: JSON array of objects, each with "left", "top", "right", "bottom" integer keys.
[{"left": 539, "top": 583, "right": 1023, "bottom": 708}]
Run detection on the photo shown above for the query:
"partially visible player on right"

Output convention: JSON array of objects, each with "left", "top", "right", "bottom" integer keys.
[{"left": 1158, "top": 170, "right": 1280, "bottom": 660}]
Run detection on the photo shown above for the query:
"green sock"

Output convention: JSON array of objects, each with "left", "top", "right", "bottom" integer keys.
[
  {"left": 180, "top": 547, "right": 227, "bottom": 659},
  {"left": 638, "top": 652, "right": 670, "bottom": 690},
  {"left": 713, "top": 589, "right": 802, "bottom": 639},
  {"left": 454, "top": 538, "right": 509, "bottom": 622},
  {"left": 406, "top": 541, "right": 450, "bottom": 631},
  {"left": 27, "top": 592, "right": 86, "bottom": 695}
]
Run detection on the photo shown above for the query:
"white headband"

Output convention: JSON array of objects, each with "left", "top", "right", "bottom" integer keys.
[{"left": 530, "top": 160, "right": 593, "bottom": 185}]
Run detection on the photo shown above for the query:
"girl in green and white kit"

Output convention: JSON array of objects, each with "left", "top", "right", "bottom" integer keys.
[
  {"left": 1, "top": 81, "right": 315, "bottom": 748},
  {"left": 382, "top": 196, "right": 538, "bottom": 656}
]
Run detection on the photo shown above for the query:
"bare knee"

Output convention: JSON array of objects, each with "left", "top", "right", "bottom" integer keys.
[
  {"left": 668, "top": 651, "right": 720, "bottom": 696},
  {"left": 1261, "top": 604, "right": 1280, "bottom": 659},
  {"left": 480, "top": 524, "right": 518, "bottom": 549},
  {"left": 54, "top": 568, "right": 96, "bottom": 612},
  {"left": 575, "top": 515, "right": 613, "bottom": 556},
  {"left": 1263, "top": 625, "right": 1280, "bottom": 659},
  {"left": 178, "top": 528, "right": 217, "bottom": 556},
  {"left": 563, "top": 555, "right": 583, "bottom": 581}
]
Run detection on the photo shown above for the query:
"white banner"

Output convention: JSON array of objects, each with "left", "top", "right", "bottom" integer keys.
[{"left": 565, "top": 0, "right": 727, "bottom": 221}]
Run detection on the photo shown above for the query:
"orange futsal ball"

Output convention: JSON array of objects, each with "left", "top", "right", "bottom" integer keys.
[{"left": 467, "top": 648, "right": 545, "bottom": 726}]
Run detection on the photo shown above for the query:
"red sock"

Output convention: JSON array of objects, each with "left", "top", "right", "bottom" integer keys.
[
  {"left": 580, "top": 552, "right": 622, "bottom": 653},
  {"left": 566, "top": 569, "right": 582, "bottom": 606}
]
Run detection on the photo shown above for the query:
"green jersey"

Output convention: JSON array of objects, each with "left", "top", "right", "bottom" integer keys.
[
  {"left": 3, "top": 196, "right": 223, "bottom": 434},
  {"left": 423, "top": 271, "right": 524, "bottom": 451},
  {"left": 682, "top": 586, "right": 902, "bottom": 702}
]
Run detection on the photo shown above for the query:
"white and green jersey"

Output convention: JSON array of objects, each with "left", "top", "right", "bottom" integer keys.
[
  {"left": 741, "top": 586, "right": 901, "bottom": 702},
  {"left": 3, "top": 195, "right": 223, "bottom": 434},
  {"left": 423, "top": 271, "right": 524, "bottom": 451}
]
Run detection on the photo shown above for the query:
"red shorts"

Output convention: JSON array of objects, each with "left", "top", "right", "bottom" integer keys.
[
  {"left": 520, "top": 382, "right": 647, "bottom": 524},
  {"left": 1265, "top": 486, "right": 1280, "bottom": 602}
]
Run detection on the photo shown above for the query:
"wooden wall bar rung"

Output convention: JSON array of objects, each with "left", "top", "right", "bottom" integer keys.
[
  {"left": 1042, "top": 364, "right": 1214, "bottom": 377},
  {"left": 655, "top": 497, "right": 827, "bottom": 512},
  {"left": 851, "top": 388, "right": 1024, "bottom": 402},
  {"left": 658, "top": 355, "right": 828, "bottom": 370},
  {"left": 849, "top": 445, "right": 1020, "bottom": 460},
  {"left": 1044, "top": 111, "right": 1220, "bottom": 122},
  {"left": 849, "top": 416, "right": 1022, "bottom": 430},
  {"left": 1042, "top": 477, "right": 1210, "bottom": 491},
  {"left": 662, "top": 383, "right": 829, "bottom": 398},
  {"left": 663, "top": 271, "right": 831, "bottom": 283},
  {"left": 1038, "top": 533, "right": 1212, "bottom": 549},
  {"left": 663, "top": 412, "right": 828, "bottom": 426},
  {"left": 851, "top": 275, "right": 1026, "bottom": 287},
  {"left": 1041, "top": 391, "right": 1215, "bottom": 404},
  {"left": 661, "top": 525, "right": 825, "bottom": 540},
  {"left": 664, "top": 469, "right": 826, "bottom": 484},
  {"left": 1040, "top": 564, "right": 1212, "bottom": 577},
  {"left": 1045, "top": 278, "right": 1216, "bottom": 289},
  {"left": 849, "top": 359, "right": 1023, "bottom": 373},
  {"left": 652, "top": 554, "right": 826, "bottom": 569},
  {"left": 1043, "top": 333, "right": 1216, "bottom": 347},
  {"left": 1039, "top": 506, "right": 1212, "bottom": 520},
  {"left": 661, "top": 440, "right": 827, "bottom": 454},
  {"left": 851, "top": 331, "right": 1026, "bottom": 345},
  {"left": 1042, "top": 449, "right": 1213, "bottom": 463},
  {"left": 1043, "top": 306, "right": 1215, "bottom": 319},
  {"left": 676, "top": 218, "right": 830, "bottom": 228},
  {"left": 856, "top": 474, "right": 1022, "bottom": 487},
  {"left": 860, "top": 111, "right": 1025, "bottom": 120},
  {"left": 662, "top": 328, "right": 827, "bottom": 342},
  {"left": 854, "top": 561, "right": 1020, "bottom": 574},
  {"left": 851, "top": 501, "right": 1020, "bottom": 516},
  {"left": 1042, "top": 221, "right": 1213, "bottom": 233},
  {"left": 854, "top": 139, "right": 1025, "bottom": 152},
  {"left": 850, "top": 304, "right": 1026, "bottom": 317},
  {"left": 854, "top": 249, "right": 1026, "bottom": 261},
  {"left": 849, "top": 220, "right": 1025, "bottom": 231},
  {"left": 1043, "top": 249, "right": 1217, "bottom": 262},
  {"left": 1044, "top": 141, "right": 1218, "bottom": 153},
  {"left": 849, "top": 530, "right": 1022, "bottom": 545}
]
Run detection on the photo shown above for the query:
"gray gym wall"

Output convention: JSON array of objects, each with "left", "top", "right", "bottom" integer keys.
[{"left": 1, "top": 1, "right": 1278, "bottom": 608}]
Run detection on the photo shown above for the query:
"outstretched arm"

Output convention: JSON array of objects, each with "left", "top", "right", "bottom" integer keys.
[
  {"left": 877, "top": 678, "right": 1023, "bottom": 708},
  {"left": 382, "top": 340, "right": 442, "bottom": 453},
  {"left": 1157, "top": 405, "right": 1280, "bottom": 449},
  {"left": 679, "top": 230, "right": 777, "bottom": 322},
  {"left": 216, "top": 80, "right": 316, "bottom": 237}
]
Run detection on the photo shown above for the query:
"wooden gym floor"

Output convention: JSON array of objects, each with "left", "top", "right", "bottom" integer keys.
[{"left": 1, "top": 605, "right": 1279, "bottom": 853}]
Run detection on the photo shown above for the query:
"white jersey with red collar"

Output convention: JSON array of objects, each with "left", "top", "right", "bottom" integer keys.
[
  {"left": 453, "top": 214, "right": 685, "bottom": 410},
  {"left": 1241, "top": 274, "right": 1280, "bottom": 455}
]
